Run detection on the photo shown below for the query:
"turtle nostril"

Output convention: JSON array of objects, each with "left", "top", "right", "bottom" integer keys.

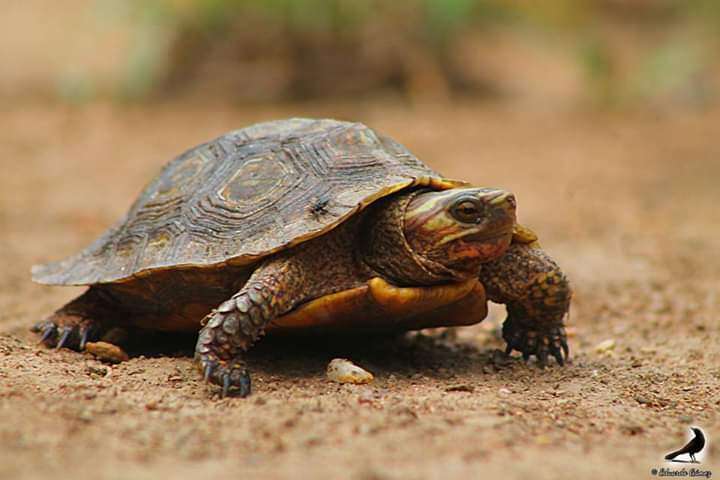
[
  {"left": 487, "top": 191, "right": 515, "bottom": 209},
  {"left": 505, "top": 194, "right": 516, "bottom": 209}
]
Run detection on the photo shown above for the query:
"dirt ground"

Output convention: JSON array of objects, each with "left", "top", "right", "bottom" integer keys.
[{"left": 1, "top": 101, "right": 718, "bottom": 480}]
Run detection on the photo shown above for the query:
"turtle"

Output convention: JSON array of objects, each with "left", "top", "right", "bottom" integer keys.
[{"left": 32, "top": 118, "right": 571, "bottom": 397}]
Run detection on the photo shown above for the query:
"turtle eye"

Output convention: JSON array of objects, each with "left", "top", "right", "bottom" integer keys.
[{"left": 451, "top": 199, "right": 482, "bottom": 223}]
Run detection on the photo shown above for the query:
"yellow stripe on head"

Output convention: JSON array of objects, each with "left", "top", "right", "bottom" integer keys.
[{"left": 403, "top": 187, "right": 517, "bottom": 278}]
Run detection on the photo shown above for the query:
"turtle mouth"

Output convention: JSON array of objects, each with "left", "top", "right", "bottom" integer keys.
[
  {"left": 440, "top": 227, "right": 513, "bottom": 273},
  {"left": 468, "top": 228, "right": 513, "bottom": 243},
  {"left": 476, "top": 231, "right": 513, "bottom": 262},
  {"left": 458, "top": 226, "right": 514, "bottom": 262}
]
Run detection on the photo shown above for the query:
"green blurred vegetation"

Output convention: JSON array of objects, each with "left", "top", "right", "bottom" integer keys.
[{"left": 102, "top": 0, "right": 720, "bottom": 105}]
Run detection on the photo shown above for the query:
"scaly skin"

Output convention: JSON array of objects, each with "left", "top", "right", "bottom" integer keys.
[
  {"left": 479, "top": 242, "right": 571, "bottom": 366},
  {"left": 195, "top": 258, "right": 295, "bottom": 397}
]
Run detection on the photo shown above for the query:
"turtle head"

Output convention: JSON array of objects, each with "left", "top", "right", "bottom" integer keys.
[
  {"left": 403, "top": 187, "right": 516, "bottom": 278},
  {"left": 361, "top": 186, "right": 516, "bottom": 285}
]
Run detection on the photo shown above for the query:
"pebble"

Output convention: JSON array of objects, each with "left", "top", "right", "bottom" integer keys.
[
  {"left": 326, "top": 358, "right": 374, "bottom": 384},
  {"left": 78, "top": 409, "right": 94, "bottom": 423},
  {"left": 594, "top": 339, "right": 616, "bottom": 354},
  {"left": 85, "top": 364, "right": 109, "bottom": 377},
  {"left": 85, "top": 341, "right": 129, "bottom": 364}
]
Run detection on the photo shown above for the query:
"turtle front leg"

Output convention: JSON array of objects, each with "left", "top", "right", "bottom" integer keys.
[
  {"left": 479, "top": 241, "right": 571, "bottom": 366},
  {"left": 195, "top": 256, "right": 304, "bottom": 398}
]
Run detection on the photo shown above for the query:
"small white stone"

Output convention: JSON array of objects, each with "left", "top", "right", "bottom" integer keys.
[
  {"left": 594, "top": 339, "right": 616, "bottom": 354},
  {"left": 326, "top": 358, "right": 374, "bottom": 385}
]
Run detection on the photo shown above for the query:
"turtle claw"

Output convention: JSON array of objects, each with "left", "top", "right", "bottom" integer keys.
[
  {"left": 222, "top": 374, "right": 232, "bottom": 398},
  {"left": 561, "top": 339, "right": 570, "bottom": 359},
  {"left": 502, "top": 316, "right": 569, "bottom": 367},
  {"left": 197, "top": 353, "right": 252, "bottom": 398},
  {"left": 238, "top": 373, "right": 251, "bottom": 397},
  {"left": 537, "top": 349, "right": 549, "bottom": 368},
  {"left": 56, "top": 327, "right": 73, "bottom": 350},
  {"left": 79, "top": 327, "right": 92, "bottom": 350},
  {"left": 31, "top": 316, "right": 104, "bottom": 351},
  {"left": 39, "top": 323, "right": 57, "bottom": 344},
  {"left": 203, "top": 360, "right": 216, "bottom": 382}
]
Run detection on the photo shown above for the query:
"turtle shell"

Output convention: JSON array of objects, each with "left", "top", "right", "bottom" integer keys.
[{"left": 33, "top": 118, "right": 465, "bottom": 286}]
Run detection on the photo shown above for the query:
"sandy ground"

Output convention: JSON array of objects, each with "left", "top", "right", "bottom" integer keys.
[{"left": 0, "top": 101, "right": 718, "bottom": 480}]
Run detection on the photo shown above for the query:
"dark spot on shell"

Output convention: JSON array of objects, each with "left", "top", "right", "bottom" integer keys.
[{"left": 308, "top": 195, "right": 331, "bottom": 218}]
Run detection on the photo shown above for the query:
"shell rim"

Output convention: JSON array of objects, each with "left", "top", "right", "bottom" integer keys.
[{"left": 32, "top": 176, "right": 467, "bottom": 285}]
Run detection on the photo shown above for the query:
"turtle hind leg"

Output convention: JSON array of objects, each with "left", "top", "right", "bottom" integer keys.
[{"left": 32, "top": 287, "right": 120, "bottom": 351}]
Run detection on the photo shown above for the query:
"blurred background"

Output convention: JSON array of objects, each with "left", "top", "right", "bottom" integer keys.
[
  {"left": 2, "top": 2, "right": 720, "bottom": 479},
  {"left": 4, "top": 0, "right": 720, "bottom": 108},
  {"left": 3, "top": 0, "right": 719, "bottom": 351}
]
